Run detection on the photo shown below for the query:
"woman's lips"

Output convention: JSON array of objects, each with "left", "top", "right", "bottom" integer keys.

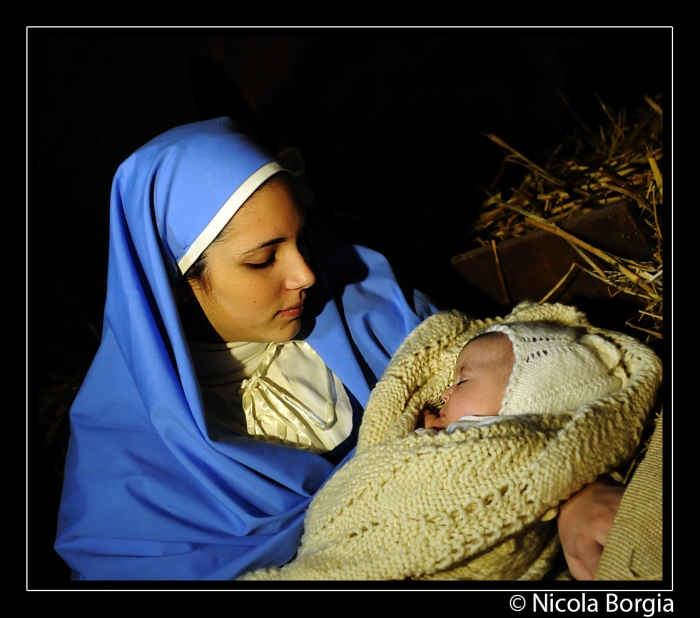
[{"left": 276, "top": 303, "right": 304, "bottom": 319}]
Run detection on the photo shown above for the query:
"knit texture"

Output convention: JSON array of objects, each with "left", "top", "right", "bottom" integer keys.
[
  {"left": 242, "top": 301, "right": 662, "bottom": 581},
  {"left": 482, "top": 322, "right": 624, "bottom": 416}
]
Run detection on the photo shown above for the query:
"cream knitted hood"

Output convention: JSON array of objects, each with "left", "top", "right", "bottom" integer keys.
[
  {"left": 481, "top": 321, "right": 624, "bottom": 417},
  {"left": 242, "top": 301, "right": 662, "bottom": 581}
]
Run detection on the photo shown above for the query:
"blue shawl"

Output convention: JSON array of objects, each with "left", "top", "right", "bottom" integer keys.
[{"left": 54, "top": 117, "right": 438, "bottom": 580}]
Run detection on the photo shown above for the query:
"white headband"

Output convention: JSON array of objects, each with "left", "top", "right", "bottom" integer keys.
[{"left": 177, "top": 161, "right": 284, "bottom": 275}]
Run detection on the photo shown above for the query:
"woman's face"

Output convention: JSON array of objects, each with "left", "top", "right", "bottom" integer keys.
[{"left": 188, "top": 177, "right": 316, "bottom": 343}]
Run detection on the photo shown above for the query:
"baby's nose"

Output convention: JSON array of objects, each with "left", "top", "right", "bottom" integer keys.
[{"left": 440, "top": 388, "right": 451, "bottom": 403}]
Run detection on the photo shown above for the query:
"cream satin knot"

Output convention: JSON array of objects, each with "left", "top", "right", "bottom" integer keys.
[{"left": 239, "top": 341, "right": 353, "bottom": 453}]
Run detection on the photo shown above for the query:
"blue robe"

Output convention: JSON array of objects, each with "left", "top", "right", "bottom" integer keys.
[{"left": 54, "top": 117, "right": 439, "bottom": 580}]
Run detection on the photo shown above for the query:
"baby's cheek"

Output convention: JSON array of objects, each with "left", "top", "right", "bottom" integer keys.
[{"left": 442, "top": 403, "right": 460, "bottom": 425}]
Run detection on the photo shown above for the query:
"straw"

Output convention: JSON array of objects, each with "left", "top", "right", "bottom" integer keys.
[{"left": 467, "top": 94, "right": 663, "bottom": 344}]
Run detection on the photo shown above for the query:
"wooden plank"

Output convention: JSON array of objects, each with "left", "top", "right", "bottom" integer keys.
[{"left": 451, "top": 201, "right": 654, "bottom": 309}]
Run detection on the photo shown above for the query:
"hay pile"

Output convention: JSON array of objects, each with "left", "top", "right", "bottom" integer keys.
[{"left": 468, "top": 94, "right": 663, "bottom": 344}]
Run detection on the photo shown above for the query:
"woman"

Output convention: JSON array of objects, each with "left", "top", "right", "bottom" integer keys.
[
  {"left": 54, "top": 117, "right": 439, "bottom": 580},
  {"left": 54, "top": 117, "right": 622, "bottom": 582}
]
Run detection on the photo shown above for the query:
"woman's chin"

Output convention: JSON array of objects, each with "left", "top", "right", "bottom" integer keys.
[
  {"left": 267, "top": 319, "right": 303, "bottom": 343},
  {"left": 286, "top": 320, "right": 303, "bottom": 341}
]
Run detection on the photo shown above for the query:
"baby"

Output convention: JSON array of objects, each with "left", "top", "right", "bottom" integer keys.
[
  {"left": 241, "top": 307, "right": 662, "bottom": 581},
  {"left": 418, "top": 321, "right": 624, "bottom": 433}
]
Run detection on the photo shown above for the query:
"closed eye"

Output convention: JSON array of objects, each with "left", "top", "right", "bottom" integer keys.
[{"left": 247, "top": 253, "right": 277, "bottom": 270}]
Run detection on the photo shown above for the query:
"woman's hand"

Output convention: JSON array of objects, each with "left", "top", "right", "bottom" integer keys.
[{"left": 557, "top": 478, "right": 625, "bottom": 580}]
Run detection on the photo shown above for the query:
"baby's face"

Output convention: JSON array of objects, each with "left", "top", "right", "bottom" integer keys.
[{"left": 439, "top": 332, "right": 515, "bottom": 427}]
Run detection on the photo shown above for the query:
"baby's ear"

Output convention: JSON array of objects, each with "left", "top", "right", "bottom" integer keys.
[{"left": 581, "top": 333, "right": 622, "bottom": 371}]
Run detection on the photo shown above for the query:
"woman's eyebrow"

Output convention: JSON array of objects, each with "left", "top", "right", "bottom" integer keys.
[
  {"left": 238, "top": 220, "right": 307, "bottom": 256},
  {"left": 240, "top": 237, "right": 286, "bottom": 255}
]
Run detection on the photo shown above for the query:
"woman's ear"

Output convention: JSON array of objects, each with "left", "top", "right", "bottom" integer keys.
[
  {"left": 176, "top": 276, "right": 222, "bottom": 343},
  {"left": 176, "top": 277, "right": 195, "bottom": 304}
]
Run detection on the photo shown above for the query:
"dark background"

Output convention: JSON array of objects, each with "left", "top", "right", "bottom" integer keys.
[{"left": 30, "top": 30, "right": 671, "bottom": 587}]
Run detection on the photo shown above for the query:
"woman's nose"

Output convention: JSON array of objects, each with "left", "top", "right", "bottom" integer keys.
[{"left": 287, "top": 249, "right": 316, "bottom": 290}]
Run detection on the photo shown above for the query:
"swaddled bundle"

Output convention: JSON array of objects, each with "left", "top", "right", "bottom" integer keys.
[{"left": 242, "top": 301, "right": 662, "bottom": 580}]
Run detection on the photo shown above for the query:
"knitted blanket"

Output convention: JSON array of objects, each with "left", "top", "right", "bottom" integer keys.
[{"left": 242, "top": 301, "right": 662, "bottom": 581}]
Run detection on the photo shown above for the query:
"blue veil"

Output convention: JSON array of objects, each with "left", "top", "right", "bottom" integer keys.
[{"left": 54, "top": 117, "right": 438, "bottom": 580}]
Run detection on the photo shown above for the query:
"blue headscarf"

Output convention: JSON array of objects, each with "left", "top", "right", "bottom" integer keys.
[{"left": 54, "top": 117, "right": 439, "bottom": 580}]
